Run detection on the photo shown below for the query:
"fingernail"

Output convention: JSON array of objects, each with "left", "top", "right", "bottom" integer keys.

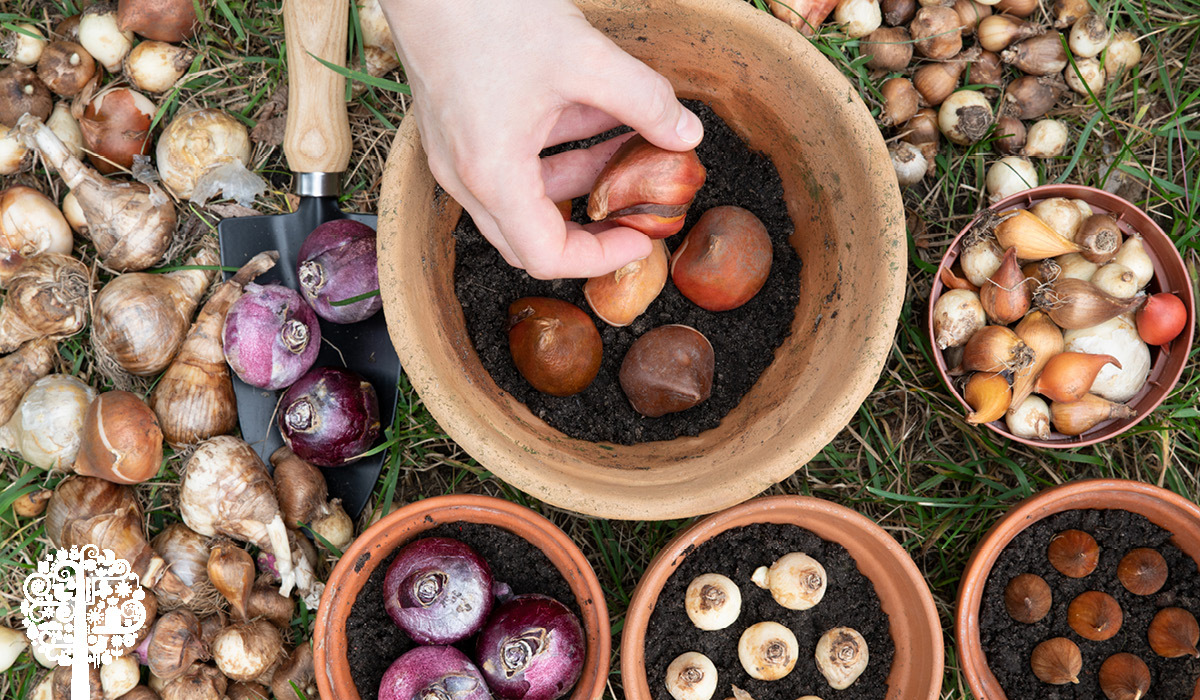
[{"left": 676, "top": 111, "right": 703, "bottom": 145}]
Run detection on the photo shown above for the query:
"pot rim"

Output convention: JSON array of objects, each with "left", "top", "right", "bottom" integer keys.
[
  {"left": 313, "top": 494, "right": 611, "bottom": 700},
  {"left": 375, "top": 0, "right": 907, "bottom": 521},
  {"left": 928, "top": 183, "right": 1196, "bottom": 447},
  {"left": 954, "top": 478, "right": 1200, "bottom": 700},
  {"left": 619, "top": 494, "right": 943, "bottom": 700}
]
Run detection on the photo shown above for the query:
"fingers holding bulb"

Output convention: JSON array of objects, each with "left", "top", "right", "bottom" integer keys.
[{"left": 685, "top": 573, "right": 742, "bottom": 631}]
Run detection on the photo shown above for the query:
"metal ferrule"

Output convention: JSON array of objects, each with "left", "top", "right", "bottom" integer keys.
[{"left": 296, "top": 172, "right": 341, "bottom": 197}]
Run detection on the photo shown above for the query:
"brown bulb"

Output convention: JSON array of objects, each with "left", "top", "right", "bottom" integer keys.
[
  {"left": 1118, "top": 548, "right": 1168, "bottom": 596},
  {"left": 670, "top": 206, "right": 773, "bottom": 312},
  {"left": 1098, "top": 653, "right": 1150, "bottom": 700},
  {"left": 1068, "top": 590, "right": 1123, "bottom": 641},
  {"left": 1031, "top": 637, "right": 1082, "bottom": 685},
  {"left": 994, "top": 115, "right": 1027, "bottom": 155},
  {"left": 1004, "top": 573, "right": 1051, "bottom": 624},
  {"left": 1047, "top": 529, "right": 1099, "bottom": 578},
  {"left": 1148, "top": 607, "right": 1200, "bottom": 659},
  {"left": 507, "top": 297, "right": 602, "bottom": 397},
  {"left": 588, "top": 134, "right": 706, "bottom": 239},
  {"left": 619, "top": 325, "right": 714, "bottom": 417}
]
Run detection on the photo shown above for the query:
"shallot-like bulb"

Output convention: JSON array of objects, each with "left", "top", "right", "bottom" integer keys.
[{"left": 0, "top": 185, "right": 73, "bottom": 285}]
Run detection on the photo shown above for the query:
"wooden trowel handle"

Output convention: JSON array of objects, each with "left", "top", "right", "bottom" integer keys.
[{"left": 283, "top": 0, "right": 353, "bottom": 175}]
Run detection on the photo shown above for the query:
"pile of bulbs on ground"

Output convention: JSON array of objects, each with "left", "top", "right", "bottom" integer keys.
[
  {"left": 761, "top": 0, "right": 1142, "bottom": 196},
  {"left": 0, "top": 2, "right": 405, "bottom": 698},
  {"left": 665, "top": 553, "right": 868, "bottom": 700}
]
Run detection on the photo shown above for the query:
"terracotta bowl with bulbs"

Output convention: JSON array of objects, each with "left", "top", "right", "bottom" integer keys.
[
  {"left": 956, "top": 478, "right": 1200, "bottom": 700},
  {"left": 377, "top": 0, "right": 905, "bottom": 520},
  {"left": 620, "top": 495, "right": 944, "bottom": 700},
  {"left": 312, "top": 495, "right": 610, "bottom": 700},
  {"left": 929, "top": 184, "right": 1195, "bottom": 447}
]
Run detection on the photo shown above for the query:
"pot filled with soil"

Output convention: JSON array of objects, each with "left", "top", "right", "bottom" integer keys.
[
  {"left": 957, "top": 479, "right": 1200, "bottom": 700},
  {"left": 620, "top": 495, "right": 943, "bottom": 700},
  {"left": 376, "top": 0, "right": 906, "bottom": 520},
  {"left": 313, "top": 495, "right": 610, "bottom": 700}
]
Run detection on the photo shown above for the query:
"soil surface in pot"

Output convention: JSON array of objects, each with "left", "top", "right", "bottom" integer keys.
[
  {"left": 644, "top": 522, "right": 895, "bottom": 700},
  {"left": 453, "top": 100, "right": 802, "bottom": 445},
  {"left": 345, "top": 522, "right": 581, "bottom": 700},
  {"left": 980, "top": 508, "right": 1200, "bottom": 699}
]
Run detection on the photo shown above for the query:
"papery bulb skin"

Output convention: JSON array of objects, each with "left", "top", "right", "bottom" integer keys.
[
  {"left": 476, "top": 595, "right": 585, "bottom": 700},
  {"left": 223, "top": 283, "right": 321, "bottom": 390},
  {"left": 383, "top": 537, "right": 494, "bottom": 645},
  {"left": 588, "top": 134, "right": 706, "bottom": 238}
]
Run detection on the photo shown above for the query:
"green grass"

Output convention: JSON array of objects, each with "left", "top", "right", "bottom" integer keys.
[{"left": 2, "top": 1, "right": 1199, "bottom": 699}]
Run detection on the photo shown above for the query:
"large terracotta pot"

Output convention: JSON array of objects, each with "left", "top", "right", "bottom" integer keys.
[
  {"left": 620, "top": 495, "right": 944, "bottom": 700},
  {"left": 312, "top": 495, "right": 610, "bottom": 700},
  {"left": 376, "top": 0, "right": 906, "bottom": 520},
  {"left": 956, "top": 479, "right": 1200, "bottom": 700},
  {"left": 929, "top": 184, "right": 1195, "bottom": 447}
]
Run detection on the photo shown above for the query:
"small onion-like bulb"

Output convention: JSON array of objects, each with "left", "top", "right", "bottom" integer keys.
[
  {"left": 78, "top": 4, "right": 134, "bottom": 73},
  {"left": 1024, "top": 120, "right": 1068, "bottom": 157},
  {"left": 738, "top": 622, "right": 799, "bottom": 681},
  {"left": 1069, "top": 13, "right": 1110, "bottom": 58},
  {"left": 1005, "top": 395, "right": 1051, "bottom": 440},
  {"left": 938, "top": 90, "right": 994, "bottom": 145},
  {"left": 933, "top": 289, "right": 985, "bottom": 350},
  {"left": 889, "top": 141, "right": 927, "bottom": 187},
  {"left": 986, "top": 156, "right": 1038, "bottom": 204},
  {"left": 1031, "top": 637, "right": 1082, "bottom": 685},
  {"left": 4, "top": 24, "right": 47, "bottom": 66},
  {"left": 1065, "top": 57, "right": 1106, "bottom": 96},
  {"left": 834, "top": 0, "right": 882, "bottom": 38},
  {"left": 815, "top": 627, "right": 868, "bottom": 690},
  {"left": 125, "top": 40, "right": 195, "bottom": 93},
  {"left": 751, "top": 552, "right": 827, "bottom": 610},
  {"left": 1117, "top": 547, "right": 1168, "bottom": 595},
  {"left": 1104, "top": 31, "right": 1141, "bottom": 76},
  {"left": 666, "top": 652, "right": 717, "bottom": 700},
  {"left": 685, "top": 573, "right": 741, "bottom": 631},
  {"left": 1047, "top": 529, "right": 1099, "bottom": 578}
]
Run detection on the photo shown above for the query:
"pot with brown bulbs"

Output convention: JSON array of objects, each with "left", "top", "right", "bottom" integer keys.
[
  {"left": 622, "top": 495, "right": 943, "bottom": 700},
  {"left": 958, "top": 479, "right": 1200, "bottom": 700},
  {"left": 928, "top": 184, "right": 1194, "bottom": 447}
]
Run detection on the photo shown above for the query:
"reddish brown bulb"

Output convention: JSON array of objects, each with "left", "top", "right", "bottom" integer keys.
[
  {"left": 1031, "top": 637, "right": 1082, "bottom": 685},
  {"left": 1047, "top": 529, "right": 1099, "bottom": 578},
  {"left": 670, "top": 206, "right": 773, "bottom": 312},
  {"left": 1098, "top": 653, "right": 1150, "bottom": 700},
  {"left": 1148, "top": 607, "right": 1200, "bottom": 659},
  {"left": 507, "top": 297, "right": 602, "bottom": 397},
  {"left": 619, "top": 325, "right": 714, "bottom": 417},
  {"left": 588, "top": 134, "right": 706, "bottom": 239},
  {"left": 1004, "top": 573, "right": 1052, "bottom": 624},
  {"left": 1118, "top": 548, "right": 1168, "bottom": 596},
  {"left": 1067, "top": 590, "right": 1123, "bottom": 641}
]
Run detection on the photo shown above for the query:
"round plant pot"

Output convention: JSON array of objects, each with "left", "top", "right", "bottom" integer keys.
[
  {"left": 376, "top": 0, "right": 905, "bottom": 520},
  {"left": 620, "top": 495, "right": 943, "bottom": 700},
  {"left": 312, "top": 495, "right": 611, "bottom": 700},
  {"left": 929, "top": 184, "right": 1195, "bottom": 447},
  {"left": 955, "top": 478, "right": 1200, "bottom": 700}
]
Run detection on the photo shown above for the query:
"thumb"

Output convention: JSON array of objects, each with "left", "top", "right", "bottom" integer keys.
[{"left": 568, "top": 38, "right": 703, "bottom": 151}]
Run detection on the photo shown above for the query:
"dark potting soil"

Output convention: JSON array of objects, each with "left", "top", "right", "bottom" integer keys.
[
  {"left": 980, "top": 508, "right": 1200, "bottom": 699},
  {"left": 345, "top": 522, "right": 581, "bottom": 700},
  {"left": 453, "top": 100, "right": 802, "bottom": 445},
  {"left": 644, "top": 522, "right": 895, "bottom": 700}
]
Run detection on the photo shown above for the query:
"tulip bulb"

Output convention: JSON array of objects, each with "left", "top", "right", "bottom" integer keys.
[
  {"left": 739, "top": 622, "right": 799, "bottom": 681},
  {"left": 881, "top": 0, "right": 916, "bottom": 25},
  {"left": 1148, "top": 607, "right": 1200, "bottom": 658},
  {"left": 685, "top": 573, "right": 741, "bottom": 631},
  {"left": 666, "top": 652, "right": 717, "bottom": 700},
  {"left": 1048, "top": 528, "right": 1099, "bottom": 577},
  {"left": 977, "top": 14, "right": 1041, "bottom": 52},
  {"left": 1067, "top": 590, "right": 1123, "bottom": 641},
  {"left": 962, "top": 325, "right": 1033, "bottom": 373},
  {"left": 588, "top": 134, "right": 706, "bottom": 238},
  {"left": 980, "top": 247, "right": 1031, "bottom": 324},
  {"left": 767, "top": 0, "right": 841, "bottom": 34},
  {"left": 209, "top": 540, "right": 255, "bottom": 621},
  {"left": 913, "top": 47, "right": 982, "bottom": 106},
  {"left": 751, "top": 552, "right": 827, "bottom": 611},
  {"left": 1008, "top": 310, "right": 1063, "bottom": 409},
  {"left": 118, "top": 0, "right": 199, "bottom": 42},
  {"left": 0, "top": 64, "right": 53, "bottom": 128},
  {"left": 670, "top": 206, "right": 773, "bottom": 311},
  {"left": 996, "top": 209, "right": 1082, "bottom": 259},
  {"left": 74, "top": 390, "right": 164, "bottom": 485},
  {"left": 1033, "top": 352, "right": 1122, "bottom": 403},
  {"left": 1117, "top": 547, "right": 1168, "bottom": 596},
  {"left": 1035, "top": 277, "right": 1145, "bottom": 330},
  {"left": 1051, "top": 392, "right": 1138, "bottom": 435},
  {"left": 1030, "top": 637, "right": 1081, "bottom": 685},
  {"left": 585, "top": 239, "right": 668, "bottom": 326},
  {"left": 815, "top": 627, "right": 868, "bottom": 690},
  {"left": 1003, "top": 32, "right": 1069, "bottom": 75},
  {"left": 1002, "top": 74, "right": 1066, "bottom": 120},
  {"left": 36, "top": 41, "right": 96, "bottom": 97},
  {"left": 1004, "top": 572, "right": 1052, "bottom": 623},
  {"left": 508, "top": 297, "right": 602, "bottom": 397},
  {"left": 619, "top": 325, "right": 714, "bottom": 417},
  {"left": 880, "top": 77, "right": 920, "bottom": 127},
  {"left": 1098, "top": 653, "right": 1151, "bottom": 700}
]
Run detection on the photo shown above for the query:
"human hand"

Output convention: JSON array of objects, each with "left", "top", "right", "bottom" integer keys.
[{"left": 380, "top": 0, "right": 704, "bottom": 279}]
